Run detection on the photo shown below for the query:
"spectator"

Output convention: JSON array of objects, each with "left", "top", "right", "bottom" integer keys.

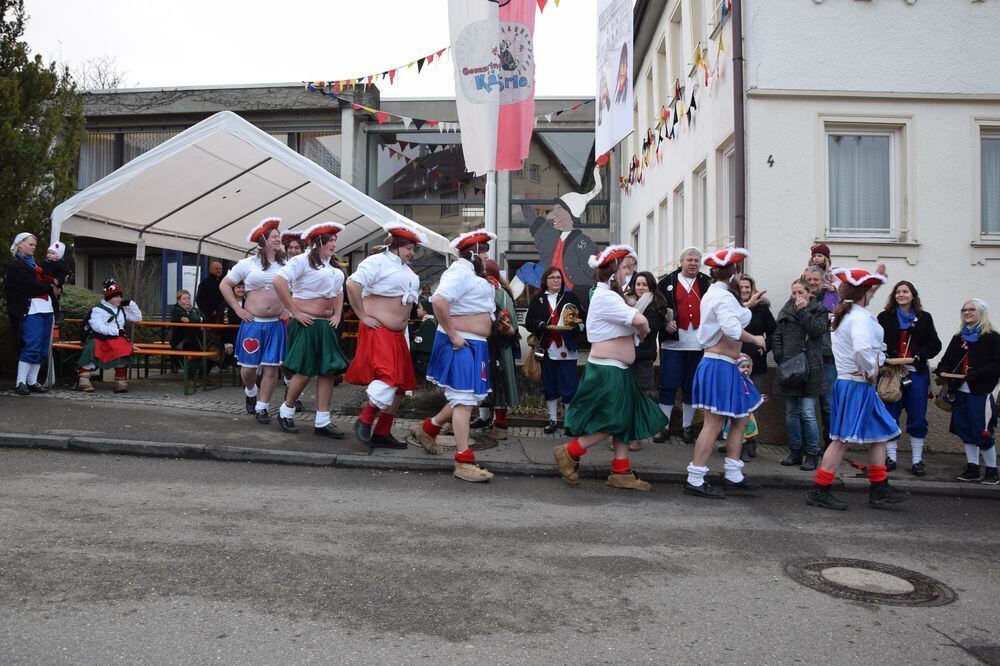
[
  {"left": 77, "top": 278, "right": 143, "bottom": 394},
  {"left": 4, "top": 232, "right": 57, "bottom": 394},
  {"left": 655, "top": 247, "right": 712, "bottom": 444},
  {"left": 773, "top": 279, "right": 829, "bottom": 472},
  {"left": 935, "top": 298, "right": 1000, "bottom": 485},
  {"left": 281, "top": 230, "right": 304, "bottom": 258},
  {"left": 196, "top": 260, "right": 226, "bottom": 323},
  {"left": 411, "top": 297, "right": 436, "bottom": 381},
  {"left": 42, "top": 241, "right": 70, "bottom": 325},
  {"left": 474, "top": 259, "right": 519, "bottom": 440},
  {"left": 169, "top": 289, "right": 204, "bottom": 352},
  {"left": 737, "top": 275, "right": 775, "bottom": 394},
  {"left": 525, "top": 266, "right": 585, "bottom": 434},
  {"left": 878, "top": 280, "right": 942, "bottom": 476},
  {"left": 808, "top": 243, "right": 840, "bottom": 301},
  {"left": 803, "top": 265, "right": 837, "bottom": 446},
  {"left": 625, "top": 270, "right": 669, "bottom": 451}
]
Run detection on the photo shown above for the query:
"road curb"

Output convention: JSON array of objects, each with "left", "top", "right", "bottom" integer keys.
[{"left": 2, "top": 434, "right": 998, "bottom": 499}]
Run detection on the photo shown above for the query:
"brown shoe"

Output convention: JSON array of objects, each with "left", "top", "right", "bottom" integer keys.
[
  {"left": 77, "top": 372, "right": 95, "bottom": 392},
  {"left": 606, "top": 472, "right": 652, "bottom": 491},
  {"left": 454, "top": 462, "right": 494, "bottom": 482},
  {"left": 485, "top": 425, "right": 508, "bottom": 440},
  {"left": 410, "top": 423, "right": 440, "bottom": 455},
  {"left": 553, "top": 444, "right": 580, "bottom": 485},
  {"left": 113, "top": 379, "right": 129, "bottom": 394}
]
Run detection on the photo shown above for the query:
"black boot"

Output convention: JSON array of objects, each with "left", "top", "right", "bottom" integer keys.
[
  {"left": 806, "top": 484, "right": 848, "bottom": 511},
  {"left": 781, "top": 450, "right": 804, "bottom": 466},
  {"left": 652, "top": 426, "right": 671, "bottom": 443},
  {"left": 869, "top": 480, "right": 910, "bottom": 506},
  {"left": 957, "top": 463, "right": 981, "bottom": 482},
  {"left": 800, "top": 454, "right": 819, "bottom": 472}
]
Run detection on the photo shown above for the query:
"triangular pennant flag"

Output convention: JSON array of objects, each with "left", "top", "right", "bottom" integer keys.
[
  {"left": 537, "top": 0, "right": 547, "bottom": 11},
  {"left": 554, "top": 0, "right": 560, "bottom": 6},
  {"left": 686, "top": 105, "right": 692, "bottom": 122},
  {"left": 417, "top": 57, "right": 426, "bottom": 73},
  {"left": 407, "top": 61, "right": 416, "bottom": 69},
  {"left": 672, "top": 106, "right": 679, "bottom": 125},
  {"left": 690, "top": 92, "right": 697, "bottom": 111},
  {"left": 351, "top": 103, "right": 362, "bottom": 111},
  {"left": 398, "top": 140, "right": 408, "bottom": 151},
  {"left": 367, "top": 75, "right": 373, "bottom": 86},
  {"left": 427, "top": 53, "right": 435, "bottom": 65},
  {"left": 413, "top": 118, "right": 425, "bottom": 130},
  {"left": 402, "top": 117, "right": 413, "bottom": 130},
  {"left": 403, "top": 155, "right": 412, "bottom": 165},
  {"left": 570, "top": 103, "right": 582, "bottom": 110},
  {"left": 389, "top": 69, "right": 397, "bottom": 84},
  {"left": 436, "top": 48, "right": 446, "bottom": 58},
  {"left": 674, "top": 79, "right": 681, "bottom": 102},
  {"left": 544, "top": 113, "right": 553, "bottom": 123},
  {"left": 426, "top": 120, "right": 439, "bottom": 128}
]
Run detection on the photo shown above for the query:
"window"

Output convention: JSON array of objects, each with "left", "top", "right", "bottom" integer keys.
[
  {"left": 300, "top": 131, "right": 342, "bottom": 176},
  {"left": 645, "top": 69, "right": 655, "bottom": 132},
  {"left": 722, "top": 146, "right": 736, "bottom": 245},
  {"left": 658, "top": 197, "right": 670, "bottom": 267},
  {"left": 690, "top": 0, "right": 706, "bottom": 59},
  {"left": 656, "top": 39, "right": 667, "bottom": 110},
  {"left": 982, "top": 131, "right": 1000, "bottom": 238},
  {"left": 826, "top": 126, "right": 900, "bottom": 238},
  {"left": 78, "top": 133, "right": 116, "bottom": 189},
  {"left": 528, "top": 164, "right": 541, "bottom": 183},
  {"left": 441, "top": 203, "right": 460, "bottom": 217},
  {"left": 645, "top": 211, "right": 655, "bottom": 268},
  {"left": 695, "top": 167, "right": 708, "bottom": 247},
  {"left": 673, "top": 185, "right": 686, "bottom": 253},
  {"left": 631, "top": 225, "right": 641, "bottom": 257},
  {"left": 123, "top": 131, "right": 179, "bottom": 162},
  {"left": 668, "top": 4, "right": 683, "bottom": 93}
]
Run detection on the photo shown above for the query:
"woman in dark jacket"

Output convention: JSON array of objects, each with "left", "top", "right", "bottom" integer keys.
[
  {"left": 772, "top": 279, "right": 829, "bottom": 471},
  {"left": 934, "top": 298, "right": 1000, "bottom": 485},
  {"left": 877, "top": 280, "right": 942, "bottom": 476},
  {"left": 738, "top": 275, "right": 775, "bottom": 394},
  {"left": 525, "top": 266, "right": 585, "bottom": 434},
  {"left": 4, "top": 232, "right": 57, "bottom": 394}
]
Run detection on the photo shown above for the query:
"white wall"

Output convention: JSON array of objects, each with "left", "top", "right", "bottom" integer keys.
[
  {"left": 745, "top": 0, "right": 1000, "bottom": 95},
  {"left": 619, "top": 0, "right": 736, "bottom": 276}
]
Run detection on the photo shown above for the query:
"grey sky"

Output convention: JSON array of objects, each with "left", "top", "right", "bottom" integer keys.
[{"left": 23, "top": 0, "right": 597, "bottom": 97}]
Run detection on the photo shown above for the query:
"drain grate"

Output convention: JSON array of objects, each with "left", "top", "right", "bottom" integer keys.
[{"left": 784, "top": 557, "right": 957, "bottom": 607}]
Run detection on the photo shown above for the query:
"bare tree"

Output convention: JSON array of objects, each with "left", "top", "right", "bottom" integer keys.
[{"left": 74, "top": 55, "right": 131, "bottom": 90}]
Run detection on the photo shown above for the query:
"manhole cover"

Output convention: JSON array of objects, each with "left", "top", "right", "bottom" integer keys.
[
  {"left": 784, "top": 557, "right": 956, "bottom": 607},
  {"left": 409, "top": 433, "right": 498, "bottom": 452}
]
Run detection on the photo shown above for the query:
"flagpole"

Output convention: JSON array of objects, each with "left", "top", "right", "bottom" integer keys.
[{"left": 485, "top": 169, "right": 497, "bottom": 259}]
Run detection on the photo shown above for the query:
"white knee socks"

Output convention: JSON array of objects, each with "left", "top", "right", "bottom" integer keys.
[
  {"left": 16, "top": 361, "right": 30, "bottom": 385},
  {"left": 682, "top": 404, "right": 695, "bottom": 428},
  {"left": 686, "top": 463, "right": 708, "bottom": 487},
  {"left": 547, "top": 399, "right": 558, "bottom": 422},
  {"left": 724, "top": 456, "right": 745, "bottom": 483},
  {"left": 659, "top": 403, "right": 672, "bottom": 418},
  {"left": 26, "top": 363, "right": 41, "bottom": 386},
  {"left": 910, "top": 437, "right": 924, "bottom": 465},
  {"left": 984, "top": 447, "right": 997, "bottom": 468},
  {"left": 886, "top": 440, "right": 898, "bottom": 462},
  {"left": 479, "top": 407, "right": 491, "bottom": 420},
  {"left": 965, "top": 443, "right": 980, "bottom": 464}
]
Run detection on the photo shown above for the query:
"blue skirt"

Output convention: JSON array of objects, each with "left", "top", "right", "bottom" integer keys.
[
  {"left": 829, "top": 378, "right": 901, "bottom": 444},
  {"left": 426, "top": 330, "right": 491, "bottom": 399},
  {"left": 692, "top": 355, "right": 764, "bottom": 418}
]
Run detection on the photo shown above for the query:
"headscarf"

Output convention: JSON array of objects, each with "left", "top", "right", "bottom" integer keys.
[
  {"left": 10, "top": 232, "right": 33, "bottom": 257},
  {"left": 896, "top": 307, "right": 917, "bottom": 330},
  {"left": 961, "top": 325, "right": 981, "bottom": 344}
]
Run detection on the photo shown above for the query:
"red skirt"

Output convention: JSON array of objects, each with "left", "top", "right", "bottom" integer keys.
[{"left": 345, "top": 323, "right": 417, "bottom": 391}]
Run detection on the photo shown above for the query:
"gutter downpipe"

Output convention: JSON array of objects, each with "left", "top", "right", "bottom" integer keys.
[{"left": 732, "top": 0, "right": 747, "bottom": 248}]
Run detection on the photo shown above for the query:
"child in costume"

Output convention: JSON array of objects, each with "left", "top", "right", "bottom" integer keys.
[
  {"left": 77, "top": 279, "right": 142, "bottom": 393},
  {"left": 411, "top": 297, "right": 437, "bottom": 382},
  {"left": 42, "top": 241, "right": 71, "bottom": 324},
  {"left": 721, "top": 354, "right": 761, "bottom": 451},
  {"left": 552, "top": 245, "right": 667, "bottom": 491}
]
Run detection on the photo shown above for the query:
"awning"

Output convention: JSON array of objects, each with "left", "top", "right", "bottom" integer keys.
[{"left": 50, "top": 110, "right": 454, "bottom": 260}]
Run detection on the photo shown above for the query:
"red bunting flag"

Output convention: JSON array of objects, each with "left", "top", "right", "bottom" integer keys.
[
  {"left": 376, "top": 111, "right": 390, "bottom": 124},
  {"left": 389, "top": 69, "right": 397, "bottom": 84},
  {"left": 537, "top": 0, "right": 547, "bottom": 11},
  {"left": 427, "top": 53, "right": 435, "bottom": 65},
  {"left": 351, "top": 103, "right": 361, "bottom": 111},
  {"left": 436, "top": 48, "right": 446, "bottom": 58},
  {"left": 426, "top": 120, "right": 439, "bottom": 128}
]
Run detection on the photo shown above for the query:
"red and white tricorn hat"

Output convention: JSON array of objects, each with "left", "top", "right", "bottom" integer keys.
[
  {"left": 300, "top": 222, "right": 345, "bottom": 244},
  {"left": 588, "top": 244, "right": 638, "bottom": 269},
  {"left": 247, "top": 216, "right": 282, "bottom": 244},
  {"left": 280, "top": 229, "right": 302, "bottom": 246},
  {"left": 451, "top": 228, "right": 497, "bottom": 252},
  {"left": 832, "top": 267, "right": 887, "bottom": 289},
  {"left": 384, "top": 222, "right": 428, "bottom": 246},
  {"left": 702, "top": 247, "right": 749, "bottom": 268}
]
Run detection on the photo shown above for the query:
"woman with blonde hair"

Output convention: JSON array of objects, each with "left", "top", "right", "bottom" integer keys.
[{"left": 934, "top": 298, "right": 1000, "bottom": 485}]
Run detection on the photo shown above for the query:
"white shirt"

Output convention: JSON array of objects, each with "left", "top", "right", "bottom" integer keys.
[
  {"left": 28, "top": 296, "right": 54, "bottom": 315},
  {"left": 432, "top": 258, "right": 495, "bottom": 316},
  {"left": 225, "top": 255, "right": 283, "bottom": 293},
  {"left": 89, "top": 300, "right": 142, "bottom": 336},
  {"left": 832, "top": 304, "right": 886, "bottom": 379},
  {"left": 697, "top": 282, "right": 751, "bottom": 348},
  {"left": 586, "top": 282, "right": 639, "bottom": 344},
  {"left": 276, "top": 253, "right": 344, "bottom": 300},
  {"left": 348, "top": 250, "right": 420, "bottom": 305}
]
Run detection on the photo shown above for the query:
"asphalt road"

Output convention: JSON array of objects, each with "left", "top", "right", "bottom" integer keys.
[{"left": 1, "top": 449, "right": 997, "bottom": 664}]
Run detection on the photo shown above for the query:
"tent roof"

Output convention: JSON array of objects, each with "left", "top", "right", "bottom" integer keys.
[{"left": 51, "top": 110, "right": 453, "bottom": 260}]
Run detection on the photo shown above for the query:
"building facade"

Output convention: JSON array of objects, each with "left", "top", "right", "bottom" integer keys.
[{"left": 621, "top": 0, "right": 1000, "bottom": 329}]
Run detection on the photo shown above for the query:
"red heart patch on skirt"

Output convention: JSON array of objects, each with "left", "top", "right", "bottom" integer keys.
[{"left": 242, "top": 338, "right": 261, "bottom": 354}]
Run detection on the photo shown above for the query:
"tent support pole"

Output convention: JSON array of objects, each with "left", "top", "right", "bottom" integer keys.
[{"left": 485, "top": 170, "right": 497, "bottom": 260}]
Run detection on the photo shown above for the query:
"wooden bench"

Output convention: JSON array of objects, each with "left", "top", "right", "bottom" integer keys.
[{"left": 53, "top": 341, "right": 226, "bottom": 396}]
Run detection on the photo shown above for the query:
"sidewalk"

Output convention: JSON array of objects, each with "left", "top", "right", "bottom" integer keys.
[{"left": 1, "top": 376, "right": 996, "bottom": 500}]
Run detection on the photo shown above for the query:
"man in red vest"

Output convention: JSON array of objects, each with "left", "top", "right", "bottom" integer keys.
[{"left": 655, "top": 247, "right": 712, "bottom": 443}]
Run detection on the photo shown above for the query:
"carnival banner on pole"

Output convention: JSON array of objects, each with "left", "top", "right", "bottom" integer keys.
[
  {"left": 449, "top": 0, "right": 536, "bottom": 175},
  {"left": 595, "top": 0, "right": 633, "bottom": 158}
]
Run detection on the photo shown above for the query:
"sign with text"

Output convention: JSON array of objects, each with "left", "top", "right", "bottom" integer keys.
[{"left": 595, "top": 0, "right": 633, "bottom": 157}]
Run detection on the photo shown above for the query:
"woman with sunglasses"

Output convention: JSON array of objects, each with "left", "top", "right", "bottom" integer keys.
[{"left": 934, "top": 298, "right": 1000, "bottom": 485}]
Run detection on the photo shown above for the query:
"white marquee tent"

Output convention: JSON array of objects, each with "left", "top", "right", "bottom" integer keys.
[{"left": 50, "top": 110, "right": 454, "bottom": 260}]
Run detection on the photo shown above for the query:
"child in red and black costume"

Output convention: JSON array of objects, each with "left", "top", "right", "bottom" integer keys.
[{"left": 77, "top": 279, "right": 142, "bottom": 393}]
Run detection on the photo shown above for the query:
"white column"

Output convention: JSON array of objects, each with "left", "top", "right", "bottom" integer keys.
[{"left": 340, "top": 105, "right": 355, "bottom": 186}]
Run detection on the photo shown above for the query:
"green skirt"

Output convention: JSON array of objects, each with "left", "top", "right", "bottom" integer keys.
[
  {"left": 284, "top": 319, "right": 348, "bottom": 377},
  {"left": 565, "top": 361, "right": 668, "bottom": 441}
]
